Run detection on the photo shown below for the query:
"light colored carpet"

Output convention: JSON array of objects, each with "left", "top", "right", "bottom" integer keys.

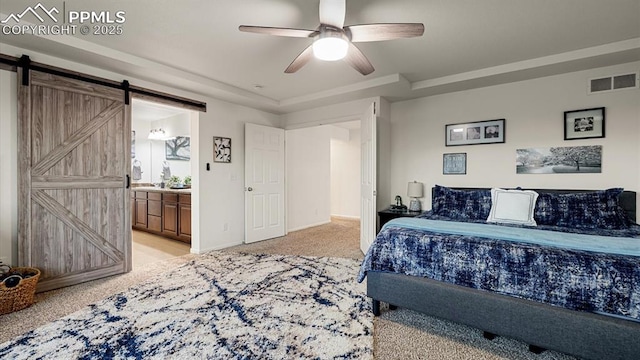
[
  {"left": 0, "top": 254, "right": 197, "bottom": 344},
  {"left": 1, "top": 252, "right": 372, "bottom": 359},
  {"left": 228, "top": 217, "right": 363, "bottom": 259},
  {"left": 1, "top": 218, "right": 577, "bottom": 359}
]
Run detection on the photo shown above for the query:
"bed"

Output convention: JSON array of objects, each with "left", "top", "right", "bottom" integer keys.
[{"left": 359, "top": 186, "right": 640, "bottom": 360}]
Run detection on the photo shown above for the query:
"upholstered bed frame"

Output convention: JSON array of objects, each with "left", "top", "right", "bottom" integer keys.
[{"left": 367, "top": 188, "right": 640, "bottom": 360}]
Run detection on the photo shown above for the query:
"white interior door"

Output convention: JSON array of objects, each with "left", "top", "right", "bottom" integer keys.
[
  {"left": 360, "top": 103, "right": 376, "bottom": 254},
  {"left": 245, "top": 123, "right": 285, "bottom": 243}
]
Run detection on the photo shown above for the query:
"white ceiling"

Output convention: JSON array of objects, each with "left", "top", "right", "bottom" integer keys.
[
  {"left": 1, "top": 0, "right": 639, "bottom": 114},
  {"left": 132, "top": 99, "right": 190, "bottom": 122}
]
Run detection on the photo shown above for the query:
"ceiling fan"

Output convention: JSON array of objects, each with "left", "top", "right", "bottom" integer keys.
[{"left": 239, "top": 0, "right": 424, "bottom": 75}]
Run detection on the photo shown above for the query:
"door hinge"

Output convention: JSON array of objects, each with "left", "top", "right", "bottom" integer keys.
[{"left": 373, "top": 190, "right": 377, "bottom": 196}]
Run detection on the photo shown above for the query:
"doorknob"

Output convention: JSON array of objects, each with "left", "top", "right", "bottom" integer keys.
[{"left": 247, "top": 187, "right": 253, "bottom": 191}]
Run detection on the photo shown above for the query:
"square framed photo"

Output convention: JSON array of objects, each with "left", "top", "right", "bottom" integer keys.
[
  {"left": 445, "top": 119, "right": 505, "bottom": 146},
  {"left": 564, "top": 107, "right": 605, "bottom": 140},
  {"left": 213, "top": 137, "right": 231, "bottom": 163},
  {"left": 443, "top": 153, "right": 467, "bottom": 175}
]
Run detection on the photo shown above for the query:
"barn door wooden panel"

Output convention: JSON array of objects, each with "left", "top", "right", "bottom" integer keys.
[{"left": 18, "top": 69, "right": 131, "bottom": 292}]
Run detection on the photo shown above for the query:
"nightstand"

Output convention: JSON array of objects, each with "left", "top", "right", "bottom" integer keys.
[{"left": 378, "top": 208, "right": 422, "bottom": 231}]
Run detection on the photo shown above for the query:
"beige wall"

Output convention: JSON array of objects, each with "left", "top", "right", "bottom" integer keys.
[
  {"left": 390, "top": 62, "right": 640, "bottom": 211},
  {"left": 286, "top": 126, "right": 332, "bottom": 231},
  {"left": 331, "top": 128, "right": 361, "bottom": 219}
]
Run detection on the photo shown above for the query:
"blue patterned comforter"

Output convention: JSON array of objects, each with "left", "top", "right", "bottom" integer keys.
[{"left": 358, "top": 215, "right": 640, "bottom": 321}]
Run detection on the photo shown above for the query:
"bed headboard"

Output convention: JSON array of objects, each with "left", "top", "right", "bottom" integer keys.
[{"left": 432, "top": 187, "right": 637, "bottom": 222}]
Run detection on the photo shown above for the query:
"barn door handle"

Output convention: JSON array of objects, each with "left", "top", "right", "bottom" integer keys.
[{"left": 126, "top": 175, "right": 130, "bottom": 189}]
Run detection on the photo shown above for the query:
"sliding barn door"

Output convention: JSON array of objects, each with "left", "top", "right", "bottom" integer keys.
[{"left": 18, "top": 69, "right": 131, "bottom": 292}]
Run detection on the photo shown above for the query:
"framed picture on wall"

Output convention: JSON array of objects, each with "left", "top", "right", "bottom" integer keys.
[
  {"left": 445, "top": 119, "right": 505, "bottom": 146},
  {"left": 214, "top": 137, "right": 231, "bottom": 163},
  {"left": 443, "top": 153, "right": 467, "bottom": 174},
  {"left": 564, "top": 107, "right": 605, "bottom": 140},
  {"left": 165, "top": 136, "right": 191, "bottom": 161}
]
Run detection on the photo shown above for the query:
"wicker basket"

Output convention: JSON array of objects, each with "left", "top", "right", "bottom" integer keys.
[{"left": 0, "top": 267, "right": 41, "bottom": 315}]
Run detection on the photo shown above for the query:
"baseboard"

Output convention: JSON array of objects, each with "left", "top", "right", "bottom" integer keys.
[
  {"left": 331, "top": 214, "right": 360, "bottom": 220},
  {"left": 288, "top": 220, "right": 331, "bottom": 233},
  {"left": 191, "top": 240, "right": 243, "bottom": 254}
]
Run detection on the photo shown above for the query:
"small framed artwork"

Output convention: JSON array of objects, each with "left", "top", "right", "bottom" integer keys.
[
  {"left": 564, "top": 107, "right": 605, "bottom": 140},
  {"left": 214, "top": 137, "right": 231, "bottom": 163},
  {"left": 165, "top": 136, "right": 190, "bottom": 161},
  {"left": 443, "top": 153, "right": 467, "bottom": 175},
  {"left": 445, "top": 119, "right": 505, "bottom": 146}
]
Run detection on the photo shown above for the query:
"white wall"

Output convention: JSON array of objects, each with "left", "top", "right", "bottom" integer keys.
[
  {"left": 0, "top": 70, "right": 17, "bottom": 265},
  {"left": 330, "top": 128, "right": 361, "bottom": 219},
  {"left": 132, "top": 112, "right": 192, "bottom": 184},
  {"left": 0, "top": 44, "right": 281, "bottom": 262},
  {"left": 286, "top": 126, "right": 332, "bottom": 231},
  {"left": 131, "top": 118, "right": 152, "bottom": 183},
  {"left": 195, "top": 100, "right": 281, "bottom": 251},
  {"left": 283, "top": 97, "right": 381, "bottom": 129},
  {"left": 390, "top": 62, "right": 640, "bottom": 211}
]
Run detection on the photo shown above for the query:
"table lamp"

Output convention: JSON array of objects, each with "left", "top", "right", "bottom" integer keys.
[{"left": 407, "top": 181, "right": 423, "bottom": 211}]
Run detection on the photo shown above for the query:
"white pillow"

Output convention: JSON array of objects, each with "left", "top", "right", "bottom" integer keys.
[{"left": 487, "top": 188, "right": 539, "bottom": 226}]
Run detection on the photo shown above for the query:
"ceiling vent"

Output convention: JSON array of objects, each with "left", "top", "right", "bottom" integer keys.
[{"left": 588, "top": 72, "right": 639, "bottom": 94}]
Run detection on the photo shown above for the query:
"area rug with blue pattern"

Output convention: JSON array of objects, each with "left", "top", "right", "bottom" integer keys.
[{"left": 0, "top": 252, "right": 373, "bottom": 359}]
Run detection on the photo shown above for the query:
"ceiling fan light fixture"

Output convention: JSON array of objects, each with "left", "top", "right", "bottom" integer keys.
[{"left": 312, "top": 35, "right": 348, "bottom": 61}]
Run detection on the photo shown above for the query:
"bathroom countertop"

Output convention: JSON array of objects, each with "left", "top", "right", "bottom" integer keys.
[{"left": 131, "top": 186, "right": 191, "bottom": 194}]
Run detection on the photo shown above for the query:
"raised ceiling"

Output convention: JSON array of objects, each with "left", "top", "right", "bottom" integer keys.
[{"left": 1, "top": 0, "right": 639, "bottom": 114}]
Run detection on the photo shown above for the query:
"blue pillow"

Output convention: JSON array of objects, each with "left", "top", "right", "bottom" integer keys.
[
  {"left": 431, "top": 185, "right": 492, "bottom": 221},
  {"left": 534, "top": 188, "right": 630, "bottom": 229}
]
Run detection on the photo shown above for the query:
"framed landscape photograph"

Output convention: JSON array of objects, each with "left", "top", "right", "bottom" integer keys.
[
  {"left": 516, "top": 145, "right": 602, "bottom": 174},
  {"left": 445, "top": 119, "right": 505, "bottom": 146},
  {"left": 214, "top": 136, "right": 231, "bottom": 163},
  {"left": 564, "top": 107, "right": 605, "bottom": 140},
  {"left": 443, "top": 153, "right": 467, "bottom": 175}
]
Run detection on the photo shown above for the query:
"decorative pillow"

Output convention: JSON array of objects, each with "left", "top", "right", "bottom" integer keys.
[
  {"left": 431, "top": 185, "right": 492, "bottom": 221},
  {"left": 535, "top": 188, "right": 630, "bottom": 229},
  {"left": 533, "top": 193, "right": 560, "bottom": 225},
  {"left": 487, "top": 188, "right": 539, "bottom": 226}
]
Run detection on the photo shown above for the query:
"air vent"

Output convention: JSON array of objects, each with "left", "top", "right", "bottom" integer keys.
[{"left": 588, "top": 72, "right": 639, "bottom": 94}]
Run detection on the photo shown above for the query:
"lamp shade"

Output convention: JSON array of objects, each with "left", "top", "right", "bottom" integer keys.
[{"left": 407, "top": 181, "right": 423, "bottom": 198}]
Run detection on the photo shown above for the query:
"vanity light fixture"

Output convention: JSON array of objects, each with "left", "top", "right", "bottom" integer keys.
[{"left": 148, "top": 128, "right": 167, "bottom": 140}]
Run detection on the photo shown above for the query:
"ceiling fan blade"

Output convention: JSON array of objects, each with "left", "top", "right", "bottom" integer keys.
[
  {"left": 239, "top": 25, "right": 316, "bottom": 38},
  {"left": 285, "top": 45, "right": 314, "bottom": 73},
  {"left": 345, "top": 23, "right": 425, "bottom": 42},
  {"left": 319, "top": 0, "right": 345, "bottom": 28},
  {"left": 344, "top": 42, "right": 374, "bottom": 75}
]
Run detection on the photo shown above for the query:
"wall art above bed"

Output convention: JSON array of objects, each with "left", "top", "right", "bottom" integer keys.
[
  {"left": 443, "top": 153, "right": 466, "bottom": 174},
  {"left": 445, "top": 119, "right": 505, "bottom": 146},
  {"left": 516, "top": 145, "right": 602, "bottom": 174},
  {"left": 564, "top": 107, "right": 605, "bottom": 140}
]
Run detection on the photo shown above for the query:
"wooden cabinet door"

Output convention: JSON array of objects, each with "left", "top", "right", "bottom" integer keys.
[
  {"left": 162, "top": 202, "right": 178, "bottom": 235},
  {"left": 178, "top": 204, "right": 192, "bottom": 238},
  {"left": 131, "top": 195, "right": 136, "bottom": 226},
  {"left": 135, "top": 199, "right": 147, "bottom": 228}
]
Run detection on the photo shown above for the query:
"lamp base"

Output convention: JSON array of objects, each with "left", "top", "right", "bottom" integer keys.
[{"left": 409, "top": 199, "right": 421, "bottom": 211}]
